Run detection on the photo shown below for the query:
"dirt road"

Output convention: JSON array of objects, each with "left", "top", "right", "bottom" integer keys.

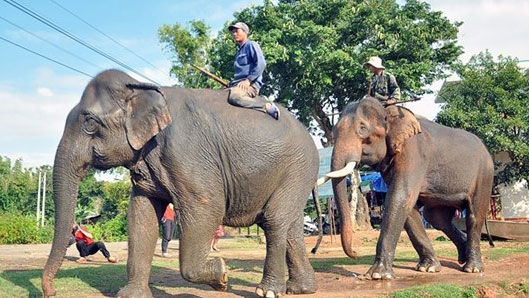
[{"left": 1, "top": 230, "right": 528, "bottom": 297}]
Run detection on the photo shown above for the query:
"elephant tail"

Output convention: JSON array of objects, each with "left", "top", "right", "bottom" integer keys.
[
  {"left": 310, "top": 182, "right": 323, "bottom": 254},
  {"left": 484, "top": 218, "right": 495, "bottom": 247}
]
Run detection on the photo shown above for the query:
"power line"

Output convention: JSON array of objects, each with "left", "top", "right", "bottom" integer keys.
[
  {"left": 48, "top": 0, "right": 168, "bottom": 78},
  {"left": 0, "top": 15, "right": 99, "bottom": 69},
  {"left": 0, "top": 35, "right": 92, "bottom": 77},
  {"left": 3, "top": 0, "right": 160, "bottom": 85}
]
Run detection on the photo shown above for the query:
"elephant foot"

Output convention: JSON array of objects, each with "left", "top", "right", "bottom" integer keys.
[
  {"left": 362, "top": 260, "right": 395, "bottom": 280},
  {"left": 117, "top": 284, "right": 153, "bottom": 298},
  {"left": 286, "top": 277, "right": 317, "bottom": 294},
  {"left": 256, "top": 287, "right": 281, "bottom": 298},
  {"left": 208, "top": 257, "right": 228, "bottom": 291},
  {"left": 462, "top": 259, "right": 484, "bottom": 273},
  {"left": 255, "top": 279, "right": 286, "bottom": 298},
  {"left": 415, "top": 258, "right": 442, "bottom": 273}
]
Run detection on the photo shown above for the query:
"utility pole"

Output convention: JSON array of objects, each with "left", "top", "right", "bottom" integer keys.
[
  {"left": 41, "top": 172, "right": 47, "bottom": 227},
  {"left": 36, "top": 170, "right": 41, "bottom": 225}
]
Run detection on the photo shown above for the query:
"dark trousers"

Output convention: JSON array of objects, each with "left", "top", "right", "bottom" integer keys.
[
  {"left": 76, "top": 241, "right": 111, "bottom": 258},
  {"left": 161, "top": 219, "right": 175, "bottom": 253}
]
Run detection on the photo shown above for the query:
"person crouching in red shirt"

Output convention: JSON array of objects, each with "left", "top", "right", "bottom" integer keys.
[{"left": 71, "top": 224, "right": 118, "bottom": 264}]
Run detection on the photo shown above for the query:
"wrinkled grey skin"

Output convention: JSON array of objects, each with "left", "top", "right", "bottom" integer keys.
[
  {"left": 42, "top": 69, "right": 318, "bottom": 298},
  {"left": 331, "top": 97, "right": 494, "bottom": 280}
]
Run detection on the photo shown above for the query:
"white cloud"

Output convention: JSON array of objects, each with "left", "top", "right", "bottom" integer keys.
[
  {"left": 37, "top": 87, "right": 53, "bottom": 97},
  {"left": 136, "top": 59, "right": 179, "bottom": 86},
  {"left": 428, "top": 0, "right": 529, "bottom": 62},
  {"left": 1, "top": 152, "right": 55, "bottom": 169},
  {"left": 0, "top": 68, "right": 88, "bottom": 166}
]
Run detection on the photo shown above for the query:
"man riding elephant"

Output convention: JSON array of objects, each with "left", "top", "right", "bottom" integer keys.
[
  {"left": 42, "top": 69, "right": 317, "bottom": 298},
  {"left": 227, "top": 21, "right": 280, "bottom": 120},
  {"left": 326, "top": 96, "right": 493, "bottom": 280}
]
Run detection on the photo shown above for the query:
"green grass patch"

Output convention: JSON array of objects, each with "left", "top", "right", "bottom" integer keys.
[
  {"left": 0, "top": 264, "right": 127, "bottom": 298},
  {"left": 226, "top": 236, "right": 265, "bottom": 249},
  {"left": 311, "top": 255, "right": 376, "bottom": 270},
  {"left": 388, "top": 283, "right": 476, "bottom": 298},
  {"left": 483, "top": 245, "right": 529, "bottom": 261}
]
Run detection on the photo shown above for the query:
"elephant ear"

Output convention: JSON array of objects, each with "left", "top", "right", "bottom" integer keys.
[
  {"left": 385, "top": 105, "right": 421, "bottom": 155},
  {"left": 124, "top": 83, "right": 172, "bottom": 150}
]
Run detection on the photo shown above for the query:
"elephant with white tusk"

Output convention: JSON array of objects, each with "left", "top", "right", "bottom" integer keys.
[
  {"left": 330, "top": 96, "right": 494, "bottom": 280},
  {"left": 41, "top": 69, "right": 319, "bottom": 298}
]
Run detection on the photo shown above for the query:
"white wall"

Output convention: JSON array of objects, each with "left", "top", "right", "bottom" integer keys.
[{"left": 497, "top": 180, "right": 529, "bottom": 218}]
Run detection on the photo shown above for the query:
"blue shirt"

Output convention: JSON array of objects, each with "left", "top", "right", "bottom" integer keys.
[{"left": 230, "top": 40, "right": 266, "bottom": 89}]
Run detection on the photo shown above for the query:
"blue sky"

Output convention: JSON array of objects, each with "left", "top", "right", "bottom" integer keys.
[{"left": 1, "top": 0, "right": 528, "bottom": 168}]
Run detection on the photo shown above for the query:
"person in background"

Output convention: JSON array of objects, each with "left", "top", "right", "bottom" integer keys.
[
  {"left": 227, "top": 21, "right": 280, "bottom": 120},
  {"left": 71, "top": 224, "right": 117, "bottom": 264},
  {"left": 161, "top": 202, "right": 176, "bottom": 257},
  {"left": 211, "top": 225, "right": 225, "bottom": 252},
  {"left": 364, "top": 56, "right": 401, "bottom": 105}
]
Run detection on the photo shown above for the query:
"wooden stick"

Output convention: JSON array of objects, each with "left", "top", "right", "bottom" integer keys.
[{"left": 191, "top": 64, "right": 229, "bottom": 87}]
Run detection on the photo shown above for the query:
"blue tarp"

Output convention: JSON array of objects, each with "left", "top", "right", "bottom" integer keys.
[
  {"left": 361, "top": 172, "right": 388, "bottom": 193},
  {"left": 317, "top": 147, "right": 387, "bottom": 198}
]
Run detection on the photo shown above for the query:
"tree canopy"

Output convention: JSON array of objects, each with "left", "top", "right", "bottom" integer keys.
[
  {"left": 158, "top": 0, "right": 462, "bottom": 146},
  {"left": 436, "top": 52, "right": 529, "bottom": 186},
  {"left": 0, "top": 156, "right": 52, "bottom": 216},
  {"left": 0, "top": 156, "right": 130, "bottom": 225}
]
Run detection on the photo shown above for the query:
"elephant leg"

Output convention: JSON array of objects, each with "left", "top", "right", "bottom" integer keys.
[
  {"left": 462, "top": 190, "right": 488, "bottom": 273},
  {"left": 285, "top": 215, "right": 317, "bottom": 295},
  {"left": 117, "top": 195, "right": 162, "bottom": 298},
  {"left": 178, "top": 216, "right": 227, "bottom": 291},
  {"left": 365, "top": 183, "right": 421, "bottom": 280},
  {"left": 255, "top": 224, "right": 288, "bottom": 297},
  {"left": 404, "top": 207, "right": 441, "bottom": 273},
  {"left": 423, "top": 206, "right": 468, "bottom": 265}
]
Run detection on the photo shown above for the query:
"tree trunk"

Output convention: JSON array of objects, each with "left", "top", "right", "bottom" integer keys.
[
  {"left": 312, "top": 100, "right": 334, "bottom": 147},
  {"left": 348, "top": 170, "right": 372, "bottom": 231}
]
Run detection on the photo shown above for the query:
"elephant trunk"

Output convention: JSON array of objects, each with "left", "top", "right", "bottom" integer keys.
[
  {"left": 331, "top": 151, "right": 358, "bottom": 259},
  {"left": 42, "top": 140, "right": 89, "bottom": 297}
]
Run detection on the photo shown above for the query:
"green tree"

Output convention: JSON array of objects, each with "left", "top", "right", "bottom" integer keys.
[
  {"left": 100, "top": 177, "right": 131, "bottom": 220},
  {"left": 159, "top": 20, "right": 222, "bottom": 88},
  {"left": 74, "top": 169, "right": 104, "bottom": 222},
  {"left": 0, "top": 156, "right": 13, "bottom": 211},
  {"left": 436, "top": 52, "right": 529, "bottom": 185},
  {"left": 158, "top": 0, "right": 462, "bottom": 146}
]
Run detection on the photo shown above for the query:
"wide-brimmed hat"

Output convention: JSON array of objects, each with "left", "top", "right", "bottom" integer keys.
[
  {"left": 364, "top": 56, "right": 385, "bottom": 69},
  {"left": 228, "top": 22, "right": 250, "bottom": 34}
]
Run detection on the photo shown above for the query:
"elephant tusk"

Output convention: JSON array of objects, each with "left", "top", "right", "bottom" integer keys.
[
  {"left": 326, "top": 161, "right": 357, "bottom": 178},
  {"left": 317, "top": 161, "right": 357, "bottom": 185},
  {"left": 316, "top": 176, "right": 330, "bottom": 186}
]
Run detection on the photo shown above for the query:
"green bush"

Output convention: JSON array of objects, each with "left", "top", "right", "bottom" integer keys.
[
  {"left": 0, "top": 212, "right": 54, "bottom": 244},
  {"left": 0, "top": 212, "right": 128, "bottom": 245},
  {"left": 90, "top": 214, "right": 128, "bottom": 242}
]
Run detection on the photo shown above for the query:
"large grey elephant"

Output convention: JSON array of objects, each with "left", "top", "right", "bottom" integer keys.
[
  {"left": 41, "top": 69, "right": 319, "bottom": 298},
  {"left": 328, "top": 96, "right": 494, "bottom": 279}
]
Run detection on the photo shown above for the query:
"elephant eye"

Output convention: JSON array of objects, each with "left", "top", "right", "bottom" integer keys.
[
  {"left": 358, "top": 123, "right": 369, "bottom": 138},
  {"left": 82, "top": 115, "right": 99, "bottom": 135}
]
